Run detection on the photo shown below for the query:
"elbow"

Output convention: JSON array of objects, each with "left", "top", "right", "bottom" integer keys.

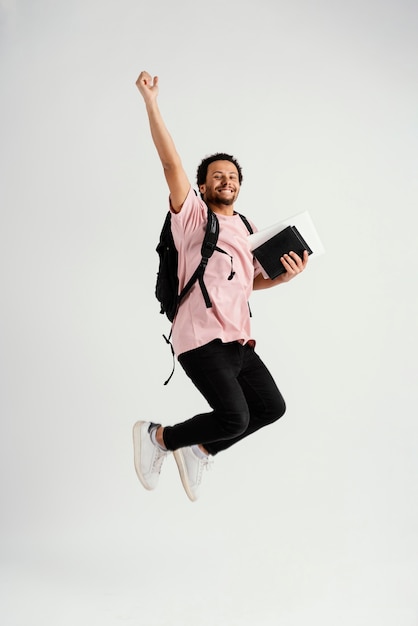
[{"left": 161, "top": 154, "right": 182, "bottom": 173}]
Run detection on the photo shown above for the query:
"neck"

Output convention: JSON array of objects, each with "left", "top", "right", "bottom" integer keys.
[{"left": 205, "top": 201, "right": 235, "bottom": 216}]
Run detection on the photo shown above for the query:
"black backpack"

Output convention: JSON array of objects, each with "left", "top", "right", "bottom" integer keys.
[{"left": 155, "top": 204, "right": 253, "bottom": 322}]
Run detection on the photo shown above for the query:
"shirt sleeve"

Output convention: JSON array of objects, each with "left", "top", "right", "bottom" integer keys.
[{"left": 169, "top": 187, "right": 207, "bottom": 235}]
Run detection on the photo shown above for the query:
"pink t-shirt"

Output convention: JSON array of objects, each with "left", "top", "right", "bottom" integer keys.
[{"left": 170, "top": 187, "right": 260, "bottom": 356}]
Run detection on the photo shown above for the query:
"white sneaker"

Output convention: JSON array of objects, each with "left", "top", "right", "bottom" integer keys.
[
  {"left": 133, "top": 421, "right": 168, "bottom": 490},
  {"left": 173, "top": 447, "right": 212, "bottom": 502}
]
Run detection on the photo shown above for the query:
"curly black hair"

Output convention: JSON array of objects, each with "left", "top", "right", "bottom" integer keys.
[{"left": 196, "top": 153, "right": 243, "bottom": 195}]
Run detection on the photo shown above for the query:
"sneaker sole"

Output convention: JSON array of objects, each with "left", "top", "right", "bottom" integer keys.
[
  {"left": 132, "top": 421, "right": 153, "bottom": 491},
  {"left": 173, "top": 449, "right": 198, "bottom": 502}
]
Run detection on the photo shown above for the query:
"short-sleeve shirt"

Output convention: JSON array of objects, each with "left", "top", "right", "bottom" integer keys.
[{"left": 170, "top": 187, "right": 260, "bottom": 356}]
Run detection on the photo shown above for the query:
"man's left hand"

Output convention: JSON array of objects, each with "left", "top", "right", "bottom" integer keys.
[{"left": 278, "top": 250, "right": 309, "bottom": 282}]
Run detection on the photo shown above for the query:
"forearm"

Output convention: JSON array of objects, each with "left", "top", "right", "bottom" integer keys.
[
  {"left": 145, "top": 100, "right": 182, "bottom": 172},
  {"left": 253, "top": 273, "right": 286, "bottom": 290}
]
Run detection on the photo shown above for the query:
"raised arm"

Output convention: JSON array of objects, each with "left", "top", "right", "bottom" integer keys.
[{"left": 136, "top": 71, "right": 190, "bottom": 213}]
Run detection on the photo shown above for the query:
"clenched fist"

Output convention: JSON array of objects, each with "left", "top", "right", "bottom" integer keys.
[{"left": 136, "top": 71, "right": 159, "bottom": 104}]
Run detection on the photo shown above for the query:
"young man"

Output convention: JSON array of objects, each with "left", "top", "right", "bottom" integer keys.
[{"left": 133, "top": 71, "right": 309, "bottom": 501}]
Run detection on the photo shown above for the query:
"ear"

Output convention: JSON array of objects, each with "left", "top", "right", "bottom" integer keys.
[{"left": 199, "top": 184, "right": 206, "bottom": 196}]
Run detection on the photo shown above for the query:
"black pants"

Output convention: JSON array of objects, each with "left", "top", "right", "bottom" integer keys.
[{"left": 162, "top": 340, "right": 286, "bottom": 455}]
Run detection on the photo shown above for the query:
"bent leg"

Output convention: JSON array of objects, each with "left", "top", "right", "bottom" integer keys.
[
  {"left": 162, "top": 341, "right": 251, "bottom": 451},
  {"left": 206, "top": 345, "right": 285, "bottom": 455}
]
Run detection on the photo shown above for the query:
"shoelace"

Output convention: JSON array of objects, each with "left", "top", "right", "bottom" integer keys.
[
  {"left": 196, "top": 455, "right": 213, "bottom": 485},
  {"left": 152, "top": 448, "right": 168, "bottom": 474}
]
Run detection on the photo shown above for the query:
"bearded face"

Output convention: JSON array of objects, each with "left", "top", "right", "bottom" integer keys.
[{"left": 199, "top": 161, "right": 241, "bottom": 209}]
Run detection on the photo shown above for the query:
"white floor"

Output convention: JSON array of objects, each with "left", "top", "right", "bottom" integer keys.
[
  {"left": 3, "top": 549, "right": 416, "bottom": 626},
  {"left": 2, "top": 441, "right": 418, "bottom": 626}
]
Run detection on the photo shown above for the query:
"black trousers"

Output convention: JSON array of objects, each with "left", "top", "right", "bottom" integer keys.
[{"left": 162, "top": 340, "right": 286, "bottom": 455}]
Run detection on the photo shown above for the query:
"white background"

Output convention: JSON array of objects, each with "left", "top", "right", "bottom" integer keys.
[{"left": 1, "top": 0, "right": 417, "bottom": 624}]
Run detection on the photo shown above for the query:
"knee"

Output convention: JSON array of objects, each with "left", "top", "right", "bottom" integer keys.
[
  {"left": 219, "top": 408, "right": 250, "bottom": 438},
  {"left": 267, "top": 396, "right": 286, "bottom": 424}
]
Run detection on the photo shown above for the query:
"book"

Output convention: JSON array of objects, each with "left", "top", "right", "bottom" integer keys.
[
  {"left": 247, "top": 210, "right": 325, "bottom": 279},
  {"left": 252, "top": 225, "right": 313, "bottom": 279}
]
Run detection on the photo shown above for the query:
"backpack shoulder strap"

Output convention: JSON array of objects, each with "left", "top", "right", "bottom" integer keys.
[
  {"left": 177, "top": 206, "right": 219, "bottom": 309},
  {"left": 201, "top": 207, "right": 219, "bottom": 259},
  {"left": 237, "top": 212, "right": 253, "bottom": 234}
]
